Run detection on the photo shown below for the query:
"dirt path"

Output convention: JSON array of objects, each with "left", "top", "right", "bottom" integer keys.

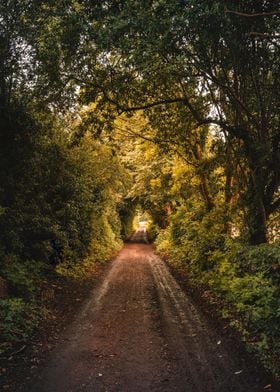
[{"left": 25, "top": 233, "right": 275, "bottom": 392}]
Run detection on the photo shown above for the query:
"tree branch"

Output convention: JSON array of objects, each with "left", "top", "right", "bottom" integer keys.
[
  {"left": 246, "top": 32, "right": 280, "bottom": 39},
  {"left": 114, "top": 125, "right": 199, "bottom": 167},
  {"left": 114, "top": 97, "right": 187, "bottom": 113},
  {"left": 116, "top": 94, "right": 251, "bottom": 144},
  {"left": 225, "top": 9, "right": 280, "bottom": 17}
]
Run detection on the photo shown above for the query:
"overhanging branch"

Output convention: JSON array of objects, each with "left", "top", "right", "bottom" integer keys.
[
  {"left": 225, "top": 9, "right": 280, "bottom": 17},
  {"left": 246, "top": 32, "right": 280, "bottom": 39},
  {"left": 109, "top": 93, "right": 251, "bottom": 143},
  {"left": 113, "top": 97, "right": 188, "bottom": 113}
]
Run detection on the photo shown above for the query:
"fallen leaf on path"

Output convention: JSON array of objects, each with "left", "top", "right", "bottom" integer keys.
[
  {"left": 264, "top": 384, "right": 272, "bottom": 390},
  {"left": 234, "top": 370, "right": 243, "bottom": 375},
  {"left": 217, "top": 340, "right": 221, "bottom": 345}
]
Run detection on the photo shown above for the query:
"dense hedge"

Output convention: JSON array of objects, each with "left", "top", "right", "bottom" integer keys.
[{"left": 0, "top": 106, "right": 127, "bottom": 349}]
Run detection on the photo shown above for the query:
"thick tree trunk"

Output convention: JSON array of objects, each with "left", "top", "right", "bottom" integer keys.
[
  {"left": 239, "top": 132, "right": 269, "bottom": 245},
  {"left": 194, "top": 143, "right": 214, "bottom": 212},
  {"left": 247, "top": 207, "right": 267, "bottom": 245},
  {"left": 245, "top": 176, "right": 267, "bottom": 245},
  {"left": 199, "top": 177, "right": 214, "bottom": 212}
]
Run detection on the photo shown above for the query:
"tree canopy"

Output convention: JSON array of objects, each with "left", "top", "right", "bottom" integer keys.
[{"left": 0, "top": 0, "right": 280, "bottom": 376}]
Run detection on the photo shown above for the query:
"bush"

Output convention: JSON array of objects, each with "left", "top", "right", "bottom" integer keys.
[
  {"left": 147, "top": 221, "right": 159, "bottom": 242},
  {"left": 0, "top": 298, "right": 42, "bottom": 343},
  {"left": 230, "top": 242, "right": 280, "bottom": 283},
  {"left": 0, "top": 256, "right": 46, "bottom": 297},
  {"left": 156, "top": 226, "right": 172, "bottom": 254}
]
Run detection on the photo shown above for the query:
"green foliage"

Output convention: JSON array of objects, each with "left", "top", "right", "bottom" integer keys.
[
  {"left": 147, "top": 221, "right": 159, "bottom": 243},
  {"left": 231, "top": 243, "right": 280, "bottom": 280},
  {"left": 89, "top": 211, "right": 122, "bottom": 262},
  {"left": 0, "top": 104, "right": 126, "bottom": 266},
  {"left": 158, "top": 204, "right": 227, "bottom": 275},
  {"left": 119, "top": 199, "right": 137, "bottom": 240},
  {"left": 0, "top": 105, "right": 128, "bottom": 344},
  {"left": 84, "top": 0, "right": 280, "bottom": 245},
  {"left": 209, "top": 244, "right": 280, "bottom": 374},
  {"left": 0, "top": 256, "right": 45, "bottom": 297},
  {"left": 0, "top": 298, "right": 42, "bottom": 343},
  {"left": 157, "top": 205, "right": 280, "bottom": 374},
  {"left": 0, "top": 0, "right": 279, "bottom": 376},
  {"left": 156, "top": 225, "right": 172, "bottom": 255}
]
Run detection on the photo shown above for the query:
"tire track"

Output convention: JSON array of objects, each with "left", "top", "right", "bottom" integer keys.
[
  {"left": 22, "top": 238, "right": 273, "bottom": 392},
  {"left": 149, "top": 253, "right": 265, "bottom": 392}
]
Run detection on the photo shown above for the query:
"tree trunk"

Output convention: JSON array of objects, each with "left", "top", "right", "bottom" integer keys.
[
  {"left": 245, "top": 176, "right": 267, "bottom": 245},
  {"left": 239, "top": 132, "right": 268, "bottom": 245},
  {"left": 199, "top": 177, "right": 214, "bottom": 212},
  {"left": 193, "top": 143, "right": 214, "bottom": 212}
]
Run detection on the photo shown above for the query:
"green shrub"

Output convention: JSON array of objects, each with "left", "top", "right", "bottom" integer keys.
[
  {"left": 156, "top": 226, "right": 172, "bottom": 254},
  {"left": 0, "top": 256, "right": 46, "bottom": 296},
  {"left": 0, "top": 298, "right": 42, "bottom": 343},
  {"left": 230, "top": 242, "right": 280, "bottom": 282},
  {"left": 147, "top": 221, "right": 159, "bottom": 242}
]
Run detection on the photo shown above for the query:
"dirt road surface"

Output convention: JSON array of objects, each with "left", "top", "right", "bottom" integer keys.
[{"left": 25, "top": 230, "right": 275, "bottom": 392}]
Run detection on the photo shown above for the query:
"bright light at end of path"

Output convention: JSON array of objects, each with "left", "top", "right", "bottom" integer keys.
[{"left": 138, "top": 220, "right": 148, "bottom": 231}]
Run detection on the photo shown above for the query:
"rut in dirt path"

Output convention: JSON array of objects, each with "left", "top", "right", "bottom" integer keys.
[{"left": 26, "top": 230, "right": 274, "bottom": 392}]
